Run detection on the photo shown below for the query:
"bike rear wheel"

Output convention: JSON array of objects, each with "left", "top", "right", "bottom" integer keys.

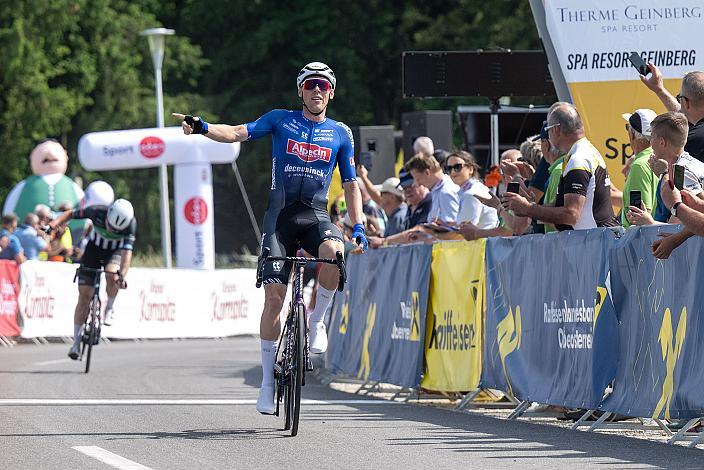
[
  {"left": 84, "top": 298, "right": 99, "bottom": 374},
  {"left": 289, "top": 303, "right": 305, "bottom": 437}
]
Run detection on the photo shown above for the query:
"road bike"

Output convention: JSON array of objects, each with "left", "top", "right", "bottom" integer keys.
[
  {"left": 73, "top": 267, "right": 123, "bottom": 374},
  {"left": 256, "top": 248, "right": 345, "bottom": 436}
]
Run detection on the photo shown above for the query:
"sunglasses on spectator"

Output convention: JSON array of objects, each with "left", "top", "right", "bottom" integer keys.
[
  {"left": 545, "top": 122, "right": 561, "bottom": 131},
  {"left": 302, "top": 78, "right": 332, "bottom": 91},
  {"left": 444, "top": 163, "right": 467, "bottom": 173},
  {"left": 676, "top": 94, "right": 689, "bottom": 103}
]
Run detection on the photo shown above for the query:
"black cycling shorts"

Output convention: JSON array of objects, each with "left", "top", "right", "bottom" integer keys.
[
  {"left": 260, "top": 202, "right": 343, "bottom": 285},
  {"left": 78, "top": 240, "right": 122, "bottom": 286}
]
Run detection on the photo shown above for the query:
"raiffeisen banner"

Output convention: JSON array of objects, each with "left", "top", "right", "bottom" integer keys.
[{"left": 533, "top": 0, "right": 703, "bottom": 189}]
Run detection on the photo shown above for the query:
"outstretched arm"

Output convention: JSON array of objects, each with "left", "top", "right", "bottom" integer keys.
[
  {"left": 640, "top": 63, "right": 680, "bottom": 113},
  {"left": 48, "top": 209, "right": 73, "bottom": 230},
  {"left": 172, "top": 113, "right": 248, "bottom": 143}
]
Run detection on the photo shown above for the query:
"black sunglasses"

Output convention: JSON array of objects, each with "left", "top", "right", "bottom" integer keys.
[
  {"left": 676, "top": 94, "right": 690, "bottom": 103},
  {"left": 444, "top": 163, "right": 467, "bottom": 173}
]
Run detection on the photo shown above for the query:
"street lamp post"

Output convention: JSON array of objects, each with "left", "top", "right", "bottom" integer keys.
[{"left": 140, "top": 27, "right": 175, "bottom": 268}]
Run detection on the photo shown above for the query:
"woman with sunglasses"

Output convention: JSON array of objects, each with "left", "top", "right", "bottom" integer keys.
[
  {"left": 445, "top": 151, "right": 499, "bottom": 229},
  {"left": 173, "top": 61, "right": 367, "bottom": 415}
]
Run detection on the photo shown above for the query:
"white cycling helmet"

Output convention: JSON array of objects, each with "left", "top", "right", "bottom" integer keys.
[
  {"left": 296, "top": 62, "right": 336, "bottom": 89},
  {"left": 107, "top": 199, "right": 134, "bottom": 231}
]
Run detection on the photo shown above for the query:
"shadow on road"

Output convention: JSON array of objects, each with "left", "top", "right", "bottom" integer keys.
[
  {"left": 304, "top": 399, "right": 700, "bottom": 468},
  {"left": 0, "top": 370, "right": 83, "bottom": 375},
  {"left": 0, "top": 428, "right": 287, "bottom": 441}
]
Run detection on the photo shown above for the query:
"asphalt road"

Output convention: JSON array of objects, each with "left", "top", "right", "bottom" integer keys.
[{"left": 0, "top": 337, "right": 701, "bottom": 469}]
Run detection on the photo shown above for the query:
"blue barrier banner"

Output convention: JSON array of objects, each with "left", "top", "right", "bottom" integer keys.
[
  {"left": 482, "top": 228, "right": 619, "bottom": 408},
  {"left": 602, "top": 225, "right": 704, "bottom": 419},
  {"left": 327, "top": 244, "right": 432, "bottom": 388}
]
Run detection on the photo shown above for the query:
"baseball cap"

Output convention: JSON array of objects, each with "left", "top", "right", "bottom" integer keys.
[
  {"left": 531, "top": 121, "right": 550, "bottom": 141},
  {"left": 398, "top": 170, "right": 414, "bottom": 188},
  {"left": 375, "top": 177, "right": 404, "bottom": 199},
  {"left": 622, "top": 109, "right": 657, "bottom": 136}
]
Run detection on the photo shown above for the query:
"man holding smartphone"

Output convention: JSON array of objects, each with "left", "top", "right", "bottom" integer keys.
[
  {"left": 501, "top": 102, "right": 618, "bottom": 231},
  {"left": 646, "top": 113, "right": 704, "bottom": 258},
  {"left": 621, "top": 109, "right": 658, "bottom": 228},
  {"left": 640, "top": 63, "right": 704, "bottom": 161}
]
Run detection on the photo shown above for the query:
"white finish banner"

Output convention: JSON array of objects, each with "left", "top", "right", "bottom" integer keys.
[
  {"left": 18, "top": 261, "right": 262, "bottom": 339},
  {"left": 18, "top": 261, "right": 79, "bottom": 338},
  {"left": 78, "top": 127, "right": 240, "bottom": 170},
  {"left": 544, "top": 0, "right": 703, "bottom": 83},
  {"left": 174, "top": 163, "right": 215, "bottom": 269}
]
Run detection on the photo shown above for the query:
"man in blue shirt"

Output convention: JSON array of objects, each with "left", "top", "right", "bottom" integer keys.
[
  {"left": 14, "top": 213, "right": 47, "bottom": 260},
  {"left": 0, "top": 214, "right": 26, "bottom": 264},
  {"left": 174, "top": 62, "right": 367, "bottom": 415}
]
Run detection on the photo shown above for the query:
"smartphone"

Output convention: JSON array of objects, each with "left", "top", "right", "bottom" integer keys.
[
  {"left": 674, "top": 164, "right": 686, "bottom": 190},
  {"left": 628, "top": 52, "right": 650, "bottom": 76},
  {"left": 360, "top": 151, "right": 373, "bottom": 170},
  {"left": 629, "top": 190, "right": 642, "bottom": 209},
  {"left": 422, "top": 222, "right": 458, "bottom": 233},
  {"left": 506, "top": 182, "right": 520, "bottom": 194}
]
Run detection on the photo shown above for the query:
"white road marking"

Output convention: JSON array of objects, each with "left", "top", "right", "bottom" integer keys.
[
  {"left": 72, "top": 446, "right": 152, "bottom": 470},
  {"left": 0, "top": 398, "right": 396, "bottom": 406},
  {"left": 32, "top": 359, "right": 71, "bottom": 366}
]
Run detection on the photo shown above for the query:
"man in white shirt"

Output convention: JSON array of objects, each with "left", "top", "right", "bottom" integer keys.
[{"left": 405, "top": 153, "right": 460, "bottom": 223}]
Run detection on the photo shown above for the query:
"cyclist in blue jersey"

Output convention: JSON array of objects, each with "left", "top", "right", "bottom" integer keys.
[{"left": 173, "top": 62, "right": 367, "bottom": 415}]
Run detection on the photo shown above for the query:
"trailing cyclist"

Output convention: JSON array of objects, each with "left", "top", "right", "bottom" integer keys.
[
  {"left": 48, "top": 199, "right": 136, "bottom": 359},
  {"left": 174, "top": 61, "right": 367, "bottom": 415}
]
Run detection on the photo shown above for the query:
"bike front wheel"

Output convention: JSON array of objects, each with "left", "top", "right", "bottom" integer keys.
[
  {"left": 83, "top": 298, "right": 99, "bottom": 374},
  {"left": 289, "top": 303, "right": 305, "bottom": 437}
]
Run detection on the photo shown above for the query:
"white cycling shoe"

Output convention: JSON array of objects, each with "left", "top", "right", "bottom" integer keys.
[
  {"left": 309, "top": 322, "right": 328, "bottom": 354},
  {"left": 103, "top": 308, "right": 115, "bottom": 326},
  {"left": 68, "top": 343, "right": 80, "bottom": 360},
  {"left": 256, "top": 384, "right": 276, "bottom": 415}
]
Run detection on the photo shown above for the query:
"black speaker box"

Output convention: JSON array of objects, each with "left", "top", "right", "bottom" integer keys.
[
  {"left": 401, "top": 111, "right": 453, "bottom": 162},
  {"left": 352, "top": 125, "right": 395, "bottom": 182}
]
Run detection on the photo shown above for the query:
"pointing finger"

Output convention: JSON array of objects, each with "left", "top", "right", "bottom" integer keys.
[{"left": 172, "top": 113, "right": 186, "bottom": 121}]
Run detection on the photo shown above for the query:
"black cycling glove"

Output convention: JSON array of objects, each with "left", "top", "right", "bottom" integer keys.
[{"left": 184, "top": 115, "right": 209, "bottom": 134}]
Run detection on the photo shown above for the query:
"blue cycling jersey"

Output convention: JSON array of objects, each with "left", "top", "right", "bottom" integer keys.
[{"left": 246, "top": 109, "right": 356, "bottom": 212}]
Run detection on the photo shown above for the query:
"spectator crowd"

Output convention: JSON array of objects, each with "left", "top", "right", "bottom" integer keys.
[
  {"left": 0, "top": 180, "right": 115, "bottom": 265},
  {"left": 329, "top": 61, "right": 704, "bottom": 264}
]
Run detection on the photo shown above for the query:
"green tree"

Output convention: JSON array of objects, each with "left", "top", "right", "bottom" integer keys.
[
  {"left": 174, "top": 0, "right": 541, "bottom": 252},
  {"left": 0, "top": 0, "right": 206, "bottom": 251},
  {"left": 1, "top": 0, "right": 541, "bottom": 255}
]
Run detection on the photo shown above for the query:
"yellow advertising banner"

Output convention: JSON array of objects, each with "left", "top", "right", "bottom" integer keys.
[
  {"left": 539, "top": 0, "right": 704, "bottom": 190},
  {"left": 421, "top": 240, "right": 485, "bottom": 392},
  {"left": 569, "top": 79, "right": 679, "bottom": 190}
]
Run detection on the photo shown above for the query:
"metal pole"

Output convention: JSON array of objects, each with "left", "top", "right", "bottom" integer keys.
[
  {"left": 490, "top": 98, "right": 500, "bottom": 168},
  {"left": 155, "top": 65, "right": 173, "bottom": 268},
  {"left": 232, "top": 161, "right": 261, "bottom": 242}
]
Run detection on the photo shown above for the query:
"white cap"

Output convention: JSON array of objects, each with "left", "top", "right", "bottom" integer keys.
[
  {"left": 374, "top": 177, "right": 404, "bottom": 199},
  {"left": 621, "top": 109, "right": 657, "bottom": 137},
  {"left": 343, "top": 212, "right": 367, "bottom": 229}
]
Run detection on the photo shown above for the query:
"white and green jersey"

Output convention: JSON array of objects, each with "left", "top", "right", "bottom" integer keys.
[{"left": 71, "top": 205, "right": 136, "bottom": 251}]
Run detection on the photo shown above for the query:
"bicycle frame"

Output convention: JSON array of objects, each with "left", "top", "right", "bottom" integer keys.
[
  {"left": 73, "top": 267, "right": 123, "bottom": 373},
  {"left": 256, "top": 248, "right": 346, "bottom": 436},
  {"left": 73, "top": 267, "right": 105, "bottom": 373}
]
